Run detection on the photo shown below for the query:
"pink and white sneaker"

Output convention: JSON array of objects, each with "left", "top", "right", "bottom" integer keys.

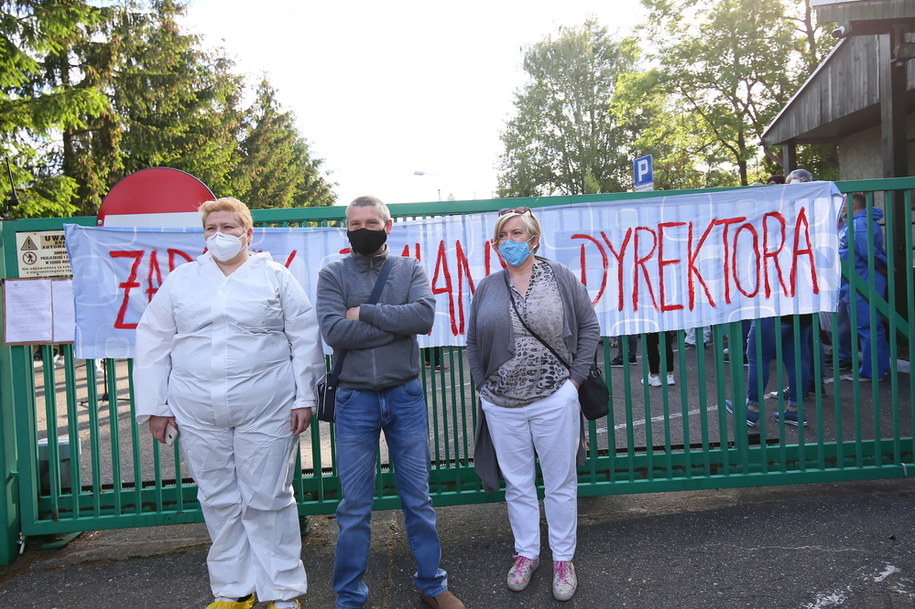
[
  {"left": 552, "top": 560, "right": 577, "bottom": 601},
  {"left": 506, "top": 554, "right": 540, "bottom": 591}
]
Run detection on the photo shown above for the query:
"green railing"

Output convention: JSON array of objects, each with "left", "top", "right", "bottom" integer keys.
[{"left": 1, "top": 179, "right": 912, "bottom": 566}]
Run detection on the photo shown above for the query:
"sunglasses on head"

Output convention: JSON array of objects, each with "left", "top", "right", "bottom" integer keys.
[{"left": 498, "top": 206, "right": 532, "bottom": 216}]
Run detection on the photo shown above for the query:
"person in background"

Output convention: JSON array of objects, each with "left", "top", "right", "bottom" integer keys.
[
  {"left": 684, "top": 326, "right": 711, "bottom": 349},
  {"left": 785, "top": 168, "right": 812, "bottom": 184},
  {"left": 134, "top": 197, "right": 325, "bottom": 609},
  {"left": 838, "top": 192, "right": 890, "bottom": 382},
  {"left": 467, "top": 206, "right": 600, "bottom": 602},
  {"left": 767, "top": 174, "right": 786, "bottom": 185},
  {"left": 609, "top": 334, "right": 638, "bottom": 367},
  {"left": 642, "top": 331, "right": 676, "bottom": 387},
  {"left": 316, "top": 196, "right": 464, "bottom": 609},
  {"left": 728, "top": 315, "right": 813, "bottom": 428}
]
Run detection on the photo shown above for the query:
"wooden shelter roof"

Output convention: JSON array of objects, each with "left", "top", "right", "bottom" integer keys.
[{"left": 761, "top": 0, "right": 915, "bottom": 146}]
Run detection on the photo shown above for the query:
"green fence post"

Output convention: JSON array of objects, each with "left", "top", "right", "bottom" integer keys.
[{"left": 0, "top": 219, "right": 22, "bottom": 566}]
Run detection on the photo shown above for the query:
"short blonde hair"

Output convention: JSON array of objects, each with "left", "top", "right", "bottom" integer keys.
[
  {"left": 493, "top": 210, "right": 542, "bottom": 253},
  {"left": 199, "top": 197, "right": 253, "bottom": 231}
]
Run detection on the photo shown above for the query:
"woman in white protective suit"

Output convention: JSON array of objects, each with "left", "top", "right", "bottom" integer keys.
[{"left": 133, "top": 197, "right": 325, "bottom": 609}]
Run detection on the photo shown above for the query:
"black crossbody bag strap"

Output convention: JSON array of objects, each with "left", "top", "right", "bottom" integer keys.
[
  {"left": 330, "top": 257, "right": 395, "bottom": 375},
  {"left": 502, "top": 270, "right": 576, "bottom": 371}
]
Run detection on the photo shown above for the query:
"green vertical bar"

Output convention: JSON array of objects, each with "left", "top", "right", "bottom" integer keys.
[
  {"left": 619, "top": 336, "right": 637, "bottom": 483},
  {"left": 62, "top": 346, "right": 82, "bottom": 520},
  {"left": 844, "top": 211, "right": 865, "bottom": 467},
  {"left": 103, "top": 359, "right": 123, "bottom": 514},
  {"left": 694, "top": 325, "right": 710, "bottom": 477},
  {"left": 710, "top": 324, "right": 730, "bottom": 474},
  {"left": 879, "top": 192, "right": 898, "bottom": 463},
  {"left": 864, "top": 194, "right": 882, "bottom": 467},
  {"left": 658, "top": 331, "right": 673, "bottom": 477},
  {"left": 603, "top": 338, "right": 619, "bottom": 478},
  {"left": 455, "top": 347, "right": 471, "bottom": 470},
  {"left": 40, "top": 345, "right": 61, "bottom": 512},
  {"left": 676, "top": 330, "right": 692, "bottom": 478},
  {"left": 638, "top": 334, "right": 654, "bottom": 480},
  {"left": 84, "top": 361, "right": 103, "bottom": 515},
  {"left": 904, "top": 190, "right": 915, "bottom": 460},
  {"left": 308, "top": 419, "right": 324, "bottom": 502},
  {"left": 127, "top": 360, "right": 144, "bottom": 514},
  {"left": 809, "top": 314, "right": 825, "bottom": 470}
]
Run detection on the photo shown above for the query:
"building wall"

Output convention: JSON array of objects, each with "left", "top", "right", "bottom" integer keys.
[{"left": 837, "top": 116, "right": 915, "bottom": 180}]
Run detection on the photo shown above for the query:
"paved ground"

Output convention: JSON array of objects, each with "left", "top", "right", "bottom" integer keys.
[{"left": 1, "top": 478, "right": 914, "bottom": 609}]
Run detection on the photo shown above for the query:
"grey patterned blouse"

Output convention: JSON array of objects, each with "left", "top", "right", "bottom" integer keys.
[{"left": 479, "top": 260, "right": 572, "bottom": 407}]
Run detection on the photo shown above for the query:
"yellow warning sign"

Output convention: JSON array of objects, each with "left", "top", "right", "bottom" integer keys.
[{"left": 15, "top": 230, "right": 71, "bottom": 278}]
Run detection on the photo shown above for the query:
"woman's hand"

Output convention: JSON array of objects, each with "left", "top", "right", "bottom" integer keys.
[
  {"left": 148, "top": 415, "right": 177, "bottom": 444},
  {"left": 569, "top": 379, "right": 581, "bottom": 390},
  {"left": 290, "top": 407, "right": 312, "bottom": 435}
]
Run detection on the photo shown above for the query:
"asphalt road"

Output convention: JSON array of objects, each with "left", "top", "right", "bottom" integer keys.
[{"left": 2, "top": 478, "right": 914, "bottom": 609}]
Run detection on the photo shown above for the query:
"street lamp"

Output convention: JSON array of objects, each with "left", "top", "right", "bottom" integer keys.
[{"left": 413, "top": 170, "right": 441, "bottom": 201}]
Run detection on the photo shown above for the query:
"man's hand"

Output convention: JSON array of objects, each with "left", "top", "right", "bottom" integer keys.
[
  {"left": 148, "top": 415, "right": 177, "bottom": 444},
  {"left": 345, "top": 306, "right": 361, "bottom": 320},
  {"left": 291, "top": 407, "right": 312, "bottom": 435}
]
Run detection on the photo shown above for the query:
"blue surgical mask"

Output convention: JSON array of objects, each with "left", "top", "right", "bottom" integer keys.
[{"left": 499, "top": 238, "right": 533, "bottom": 267}]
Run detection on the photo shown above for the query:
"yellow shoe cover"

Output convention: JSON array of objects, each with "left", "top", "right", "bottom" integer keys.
[
  {"left": 205, "top": 593, "right": 256, "bottom": 609},
  {"left": 267, "top": 601, "right": 301, "bottom": 609}
]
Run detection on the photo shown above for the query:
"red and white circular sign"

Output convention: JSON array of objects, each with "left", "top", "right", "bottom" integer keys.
[{"left": 97, "top": 167, "right": 215, "bottom": 227}]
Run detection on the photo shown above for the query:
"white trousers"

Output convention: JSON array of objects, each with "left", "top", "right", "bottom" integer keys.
[
  {"left": 481, "top": 380, "right": 580, "bottom": 561},
  {"left": 173, "top": 396, "right": 307, "bottom": 602}
]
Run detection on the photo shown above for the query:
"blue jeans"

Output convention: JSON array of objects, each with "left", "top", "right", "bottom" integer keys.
[
  {"left": 332, "top": 378, "right": 447, "bottom": 609},
  {"left": 845, "top": 294, "right": 890, "bottom": 379},
  {"left": 745, "top": 317, "right": 812, "bottom": 407}
]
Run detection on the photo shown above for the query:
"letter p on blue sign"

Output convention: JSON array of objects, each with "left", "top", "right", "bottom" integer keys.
[{"left": 633, "top": 154, "right": 654, "bottom": 192}]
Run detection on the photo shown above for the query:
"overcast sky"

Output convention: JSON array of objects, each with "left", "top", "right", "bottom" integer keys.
[{"left": 180, "top": 1, "right": 647, "bottom": 205}]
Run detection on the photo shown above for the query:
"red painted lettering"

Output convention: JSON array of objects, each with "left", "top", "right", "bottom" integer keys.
[
  {"left": 145, "top": 250, "right": 162, "bottom": 303},
  {"left": 632, "top": 227, "right": 658, "bottom": 311},
  {"left": 687, "top": 220, "right": 717, "bottom": 310},
  {"left": 658, "top": 222, "right": 686, "bottom": 312},
  {"left": 716, "top": 217, "right": 745, "bottom": 304},
  {"left": 790, "top": 207, "right": 818, "bottom": 296},
  {"left": 762, "top": 212, "right": 788, "bottom": 297},
  {"left": 110, "top": 250, "right": 144, "bottom": 329},
  {"left": 600, "top": 228, "right": 632, "bottom": 311},
  {"left": 733, "top": 223, "right": 760, "bottom": 298},
  {"left": 430, "top": 240, "right": 457, "bottom": 335},
  {"left": 571, "top": 234, "right": 608, "bottom": 307}
]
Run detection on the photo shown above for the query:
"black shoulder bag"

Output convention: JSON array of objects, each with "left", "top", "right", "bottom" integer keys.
[
  {"left": 503, "top": 272, "right": 609, "bottom": 420},
  {"left": 315, "top": 257, "right": 394, "bottom": 423}
]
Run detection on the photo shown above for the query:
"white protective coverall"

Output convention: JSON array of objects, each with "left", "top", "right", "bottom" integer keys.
[{"left": 133, "top": 251, "right": 325, "bottom": 602}]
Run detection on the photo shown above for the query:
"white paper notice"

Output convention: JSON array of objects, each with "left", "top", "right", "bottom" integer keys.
[
  {"left": 51, "top": 280, "right": 75, "bottom": 343},
  {"left": 3, "top": 279, "right": 53, "bottom": 344}
]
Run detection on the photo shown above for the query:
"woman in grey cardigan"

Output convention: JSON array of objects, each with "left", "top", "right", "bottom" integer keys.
[{"left": 466, "top": 207, "right": 600, "bottom": 603}]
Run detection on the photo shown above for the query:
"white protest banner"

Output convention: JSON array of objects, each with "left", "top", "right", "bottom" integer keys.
[{"left": 64, "top": 182, "right": 843, "bottom": 359}]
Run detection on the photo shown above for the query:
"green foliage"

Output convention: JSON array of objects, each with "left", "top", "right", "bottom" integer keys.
[
  {"left": 0, "top": 0, "right": 109, "bottom": 217},
  {"left": 640, "top": 0, "right": 838, "bottom": 185},
  {"left": 1, "top": 0, "right": 334, "bottom": 218},
  {"left": 235, "top": 81, "right": 335, "bottom": 209},
  {"left": 498, "top": 21, "right": 637, "bottom": 197}
]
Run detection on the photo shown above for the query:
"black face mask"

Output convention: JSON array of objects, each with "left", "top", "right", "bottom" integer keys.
[{"left": 347, "top": 228, "right": 388, "bottom": 256}]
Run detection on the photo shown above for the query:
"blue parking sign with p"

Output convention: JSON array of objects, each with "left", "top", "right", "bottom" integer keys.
[{"left": 634, "top": 154, "right": 653, "bottom": 189}]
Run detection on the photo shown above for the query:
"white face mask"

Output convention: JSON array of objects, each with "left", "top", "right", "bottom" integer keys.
[{"left": 206, "top": 232, "right": 245, "bottom": 261}]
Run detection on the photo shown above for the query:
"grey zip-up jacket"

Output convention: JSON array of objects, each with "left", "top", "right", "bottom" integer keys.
[
  {"left": 466, "top": 257, "right": 601, "bottom": 389},
  {"left": 316, "top": 248, "right": 434, "bottom": 390}
]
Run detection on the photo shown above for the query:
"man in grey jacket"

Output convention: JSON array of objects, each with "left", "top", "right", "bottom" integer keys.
[{"left": 315, "top": 196, "right": 464, "bottom": 609}]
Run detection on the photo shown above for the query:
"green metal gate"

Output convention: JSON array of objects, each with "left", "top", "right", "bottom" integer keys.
[{"left": 1, "top": 180, "right": 912, "bottom": 566}]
